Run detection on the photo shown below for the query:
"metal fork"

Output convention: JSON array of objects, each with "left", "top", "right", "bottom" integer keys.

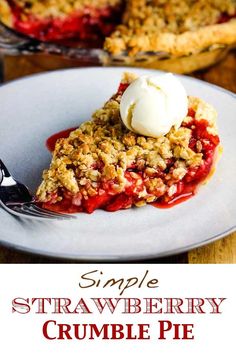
[{"left": 0, "top": 159, "right": 74, "bottom": 220}]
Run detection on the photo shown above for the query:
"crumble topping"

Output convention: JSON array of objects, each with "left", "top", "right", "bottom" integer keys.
[
  {"left": 0, "top": 0, "right": 12, "bottom": 26},
  {"left": 122, "top": 0, "right": 235, "bottom": 34},
  {"left": 36, "top": 72, "right": 218, "bottom": 207},
  {"left": 104, "top": 0, "right": 236, "bottom": 56},
  {"left": 4, "top": 0, "right": 121, "bottom": 19}
]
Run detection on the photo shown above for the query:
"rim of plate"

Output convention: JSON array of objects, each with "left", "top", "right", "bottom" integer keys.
[
  {"left": 1, "top": 66, "right": 235, "bottom": 98},
  {"left": 0, "top": 225, "right": 235, "bottom": 261}
]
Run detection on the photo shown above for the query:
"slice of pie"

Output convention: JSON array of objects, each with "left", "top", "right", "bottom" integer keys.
[
  {"left": 0, "top": 0, "right": 122, "bottom": 41},
  {"left": 36, "top": 72, "right": 221, "bottom": 214},
  {"left": 104, "top": 0, "right": 236, "bottom": 57}
]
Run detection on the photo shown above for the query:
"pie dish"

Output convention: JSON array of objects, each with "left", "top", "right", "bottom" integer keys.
[{"left": 36, "top": 72, "right": 220, "bottom": 214}]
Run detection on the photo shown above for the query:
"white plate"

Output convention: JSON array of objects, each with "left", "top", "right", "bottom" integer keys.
[{"left": 0, "top": 67, "right": 235, "bottom": 261}]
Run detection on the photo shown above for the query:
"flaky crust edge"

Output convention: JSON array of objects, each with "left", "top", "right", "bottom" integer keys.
[{"left": 104, "top": 19, "right": 236, "bottom": 57}]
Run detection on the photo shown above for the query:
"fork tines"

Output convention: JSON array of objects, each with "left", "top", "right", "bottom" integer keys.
[{"left": 7, "top": 203, "right": 74, "bottom": 220}]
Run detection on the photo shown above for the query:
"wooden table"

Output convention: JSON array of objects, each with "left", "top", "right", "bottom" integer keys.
[{"left": 0, "top": 51, "right": 235, "bottom": 263}]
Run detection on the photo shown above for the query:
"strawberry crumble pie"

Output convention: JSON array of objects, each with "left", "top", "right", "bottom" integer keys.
[{"left": 36, "top": 72, "right": 221, "bottom": 214}]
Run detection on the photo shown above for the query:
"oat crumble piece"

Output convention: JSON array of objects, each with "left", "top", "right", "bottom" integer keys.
[{"left": 2, "top": 0, "right": 121, "bottom": 19}]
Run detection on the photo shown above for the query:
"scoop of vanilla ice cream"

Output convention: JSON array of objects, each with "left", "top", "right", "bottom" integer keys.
[{"left": 120, "top": 73, "right": 188, "bottom": 138}]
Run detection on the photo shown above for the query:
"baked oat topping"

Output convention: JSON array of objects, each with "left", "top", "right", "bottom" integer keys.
[
  {"left": 36, "top": 72, "right": 220, "bottom": 213},
  {"left": 4, "top": 0, "right": 121, "bottom": 19},
  {"left": 122, "top": 0, "right": 235, "bottom": 34},
  {"left": 0, "top": 2, "right": 11, "bottom": 25}
]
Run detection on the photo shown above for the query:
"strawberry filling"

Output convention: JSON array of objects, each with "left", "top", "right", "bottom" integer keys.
[{"left": 217, "top": 12, "right": 236, "bottom": 24}]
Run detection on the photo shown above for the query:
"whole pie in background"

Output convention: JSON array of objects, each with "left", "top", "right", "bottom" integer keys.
[
  {"left": 0, "top": 1, "right": 236, "bottom": 73},
  {"left": 0, "top": 1, "right": 235, "bottom": 48}
]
